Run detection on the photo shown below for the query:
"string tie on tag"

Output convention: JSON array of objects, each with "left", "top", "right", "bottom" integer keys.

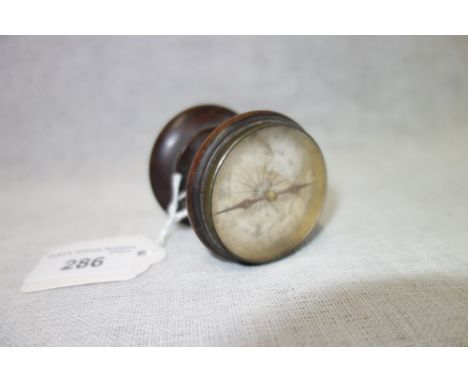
[{"left": 157, "top": 173, "right": 188, "bottom": 246}]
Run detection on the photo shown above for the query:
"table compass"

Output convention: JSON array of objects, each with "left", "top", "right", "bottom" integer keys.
[{"left": 149, "top": 105, "right": 327, "bottom": 264}]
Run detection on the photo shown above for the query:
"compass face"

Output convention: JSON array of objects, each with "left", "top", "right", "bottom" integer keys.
[{"left": 209, "top": 124, "right": 326, "bottom": 263}]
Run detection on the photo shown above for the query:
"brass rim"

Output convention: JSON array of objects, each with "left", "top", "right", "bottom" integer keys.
[{"left": 187, "top": 111, "right": 327, "bottom": 264}]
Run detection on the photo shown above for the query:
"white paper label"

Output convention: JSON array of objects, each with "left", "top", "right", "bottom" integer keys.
[{"left": 21, "top": 235, "right": 165, "bottom": 292}]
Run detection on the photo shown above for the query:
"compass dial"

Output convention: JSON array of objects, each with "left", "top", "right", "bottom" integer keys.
[{"left": 209, "top": 124, "right": 326, "bottom": 263}]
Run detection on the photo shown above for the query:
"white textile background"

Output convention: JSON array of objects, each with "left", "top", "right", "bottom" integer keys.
[{"left": 1, "top": 36, "right": 468, "bottom": 346}]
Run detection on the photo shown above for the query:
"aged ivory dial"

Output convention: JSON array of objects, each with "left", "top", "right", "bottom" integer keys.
[
  {"left": 150, "top": 105, "right": 326, "bottom": 264},
  {"left": 210, "top": 124, "right": 325, "bottom": 263}
]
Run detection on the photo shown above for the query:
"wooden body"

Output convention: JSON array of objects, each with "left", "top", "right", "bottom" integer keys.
[
  {"left": 149, "top": 105, "right": 235, "bottom": 221},
  {"left": 149, "top": 105, "right": 325, "bottom": 264}
]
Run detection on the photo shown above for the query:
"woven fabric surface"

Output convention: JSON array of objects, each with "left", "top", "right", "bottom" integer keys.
[{"left": 1, "top": 36, "right": 468, "bottom": 346}]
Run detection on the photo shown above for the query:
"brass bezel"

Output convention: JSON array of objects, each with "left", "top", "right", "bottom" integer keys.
[{"left": 201, "top": 120, "right": 327, "bottom": 264}]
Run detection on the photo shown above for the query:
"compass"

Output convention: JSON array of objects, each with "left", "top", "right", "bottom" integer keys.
[{"left": 149, "top": 105, "right": 327, "bottom": 264}]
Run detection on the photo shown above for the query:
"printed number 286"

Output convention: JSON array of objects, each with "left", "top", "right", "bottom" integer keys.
[{"left": 61, "top": 257, "right": 104, "bottom": 270}]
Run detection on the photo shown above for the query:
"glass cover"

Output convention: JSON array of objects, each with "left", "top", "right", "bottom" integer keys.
[{"left": 210, "top": 124, "right": 326, "bottom": 263}]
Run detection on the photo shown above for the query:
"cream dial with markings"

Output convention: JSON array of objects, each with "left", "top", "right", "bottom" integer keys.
[{"left": 210, "top": 124, "right": 326, "bottom": 263}]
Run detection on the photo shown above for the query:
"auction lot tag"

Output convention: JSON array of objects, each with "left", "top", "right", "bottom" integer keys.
[{"left": 21, "top": 235, "right": 165, "bottom": 292}]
